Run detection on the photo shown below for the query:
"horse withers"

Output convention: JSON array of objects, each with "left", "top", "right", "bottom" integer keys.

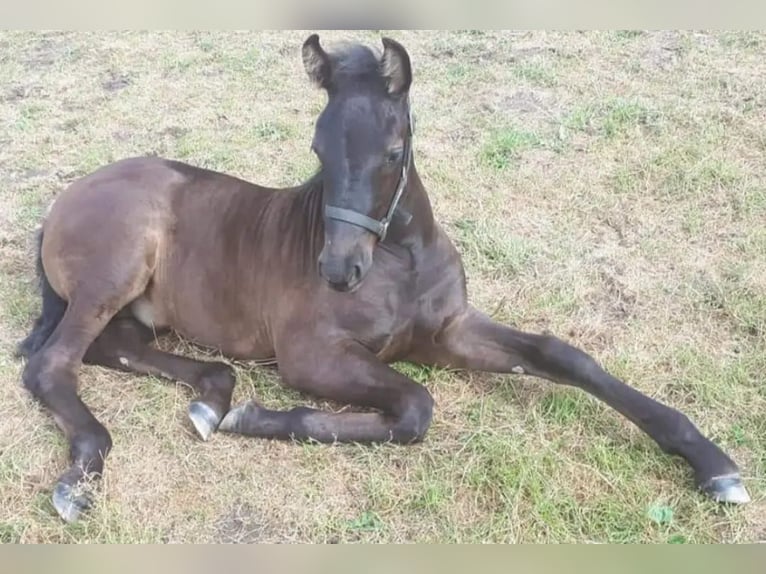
[{"left": 18, "top": 34, "right": 749, "bottom": 523}]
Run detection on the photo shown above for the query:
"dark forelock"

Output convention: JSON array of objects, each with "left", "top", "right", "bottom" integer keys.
[{"left": 327, "top": 43, "right": 386, "bottom": 91}]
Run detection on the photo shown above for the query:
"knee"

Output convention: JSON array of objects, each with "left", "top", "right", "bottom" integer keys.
[
  {"left": 537, "top": 335, "right": 599, "bottom": 380},
  {"left": 393, "top": 386, "right": 434, "bottom": 443},
  {"left": 198, "top": 362, "right": 237, "bottom": 394}
]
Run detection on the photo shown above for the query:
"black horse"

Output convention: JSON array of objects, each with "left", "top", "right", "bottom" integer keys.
[{"left": 18, "top": 34, "right": 749, "bottom": 523}]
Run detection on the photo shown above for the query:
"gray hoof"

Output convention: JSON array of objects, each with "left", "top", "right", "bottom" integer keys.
[
  {"left": 52, "top": 481, "right": 92, "bottom": 523},
  {"left": 188, "top": 401, "right": 221, "bottom": 442},
  {"left": 701, "top": 473, "right": 751, "bottom": 504},
  {"left": 218, "top": 401, "right": 256, "bottom": 433}
]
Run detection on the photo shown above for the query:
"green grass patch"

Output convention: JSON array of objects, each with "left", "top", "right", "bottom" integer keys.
[
  {"left": 0, "top": 273, "right": 38, "bottom": 332},
  {"left": 445, "top": 63, "right": 472, "bottom": 85},
  {"left": 614, "top": 30, "right": 645, "bottom": 40},
  {"left": 565, "top": 98, "right": 661, "bottom": 140},
  {"left": 511, "top": 60, "right": 556, "bottom": 87},
  {"left": 173, "top": 132, "right": 239, "bottom": 171},
  {"left": 688, "top": 265, "right": 766, "bottom": 337},
  {"left": 659, "top": 342, "right": 763, "bottom": 413},
  {"left": 0, "top": 521, "right": 24, "bottom": 543},
  {"left": 657, "top": 153, "right": 741, "bottom": 199},
  {"left": 250, "top": 121, "right": 293, "bottom": 142},
  {"left": 611, "top": 144, "right": 746, "bottom": 204},
  {"left": 282, "top": 157, "right": 320, "bottom": 185},
  {"left": 536, "top": 389, "right": 597, "bottom": 425},
  {"left": 479, "top": 126, "right": 543, "bottom": 170},
  {"left": 451, "top": 218, "right": 538, "bottom": 279},
  {"left": 232, "top": 363, "right": 302, "bottom": 410},
  {"left": 719, "top": 32, "right": 762, "bottom": 50},
  {"left": 345, "top": 509, "right": 385, "bottom": 533},
  {"left": 392, "top": 362, "right": 443, "bottom": 385}
]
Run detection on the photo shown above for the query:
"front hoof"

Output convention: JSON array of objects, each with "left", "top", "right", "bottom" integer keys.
[
  {"left": 52, "top": 481, "right": 92, "bottom": 523},
  {"left": 701, "top": 473, "right": 751, "bottom": 504},
  {"left": 188, "top": 401, "right": 222, "bottom": 442}
]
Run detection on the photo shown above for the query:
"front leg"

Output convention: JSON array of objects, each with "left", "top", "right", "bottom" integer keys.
[
  {"left": 409, "top": 306, "right": 749, "bottom": 504},
  {"left": 220, "top": 342, "right": 434, "bottom": 444}
]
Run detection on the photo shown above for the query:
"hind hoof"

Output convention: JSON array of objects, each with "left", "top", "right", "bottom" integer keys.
[
  {"left": 52, "top": 481, "right": 92, "bottom": 523},
  {"left": 188, "top": 401, "right": 221, "bottom": 442},
  {"left": 218, "top": 401, "right": 258, "bottom": 433},
  {"left": 701, "top": 473, "right": 751, "bottom": 504}
]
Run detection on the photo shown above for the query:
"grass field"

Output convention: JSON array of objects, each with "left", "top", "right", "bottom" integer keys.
[{"left": 0, "top": 30, "right": 764, "bottom": 543}]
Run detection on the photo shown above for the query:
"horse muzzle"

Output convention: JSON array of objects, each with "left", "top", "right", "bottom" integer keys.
[{"left": 318, "top": 245, "right": 372, "bottom": 292}]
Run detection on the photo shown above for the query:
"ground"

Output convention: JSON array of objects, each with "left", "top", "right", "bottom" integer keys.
[{"left": 0, "top": 30, "right": 764, "bottom": 543}]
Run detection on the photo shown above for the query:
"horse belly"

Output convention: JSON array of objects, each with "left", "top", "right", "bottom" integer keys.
[{"left": 143, "top": 276, "right": 275, "bottom": 361}]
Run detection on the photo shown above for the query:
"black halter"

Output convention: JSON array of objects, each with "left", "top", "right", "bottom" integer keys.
[{"left": 324, "top": 102, "right": 414, "bottom": 242}]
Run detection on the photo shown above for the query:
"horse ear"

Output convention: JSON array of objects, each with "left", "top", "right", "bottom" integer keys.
[
  {"left": 380, "top": 37, "right": 412, "bottom": 96},
  {"left": 302, "top": 33, "right": 332, "bottom": 89}
]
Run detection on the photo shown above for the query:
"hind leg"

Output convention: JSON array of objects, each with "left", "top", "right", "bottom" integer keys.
[
  {"left": 83, "top": 317, "right": 235, "bottom": 441},
  {"left": 22, "top": 297, "right": 127, "bottom": 523}
]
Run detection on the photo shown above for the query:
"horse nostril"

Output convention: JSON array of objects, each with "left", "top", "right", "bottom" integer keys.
[{"left": 351, "top": 264, "right": 362, "bottom": 283}]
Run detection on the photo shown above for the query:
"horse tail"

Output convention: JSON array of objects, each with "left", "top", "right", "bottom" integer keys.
[{"left": 15, "top": 227, "right": 67, "bottom": 359}]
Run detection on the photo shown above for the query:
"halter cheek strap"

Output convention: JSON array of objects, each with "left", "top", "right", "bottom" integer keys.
[{"left": 324, "top": 103, "right": 414, "bottom": 242}]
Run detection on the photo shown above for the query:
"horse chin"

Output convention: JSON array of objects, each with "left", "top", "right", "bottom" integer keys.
[
  {"left": 327, "top": 277, "right": 365, "bottom": 294},
  {"left": 346, "top": 278, "right": 365, "bottom": 293}
]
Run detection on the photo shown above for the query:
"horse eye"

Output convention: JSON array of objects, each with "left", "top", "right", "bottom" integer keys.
[{"left": 385, "top": 149, "right": 403, "bottom": 165}]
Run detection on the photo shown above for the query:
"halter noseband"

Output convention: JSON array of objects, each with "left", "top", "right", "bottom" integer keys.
[{"left": 324, "top": 103, "right": 414, "bottom": 242}]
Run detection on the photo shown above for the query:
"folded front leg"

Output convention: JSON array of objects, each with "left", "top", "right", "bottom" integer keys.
[{"left": 220, "top": 342, "right": 434, "bottom": 444}]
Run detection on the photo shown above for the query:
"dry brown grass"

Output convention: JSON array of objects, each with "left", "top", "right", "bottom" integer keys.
[{"left": 0, "top": 30, "right": 764, "bottom": 543}]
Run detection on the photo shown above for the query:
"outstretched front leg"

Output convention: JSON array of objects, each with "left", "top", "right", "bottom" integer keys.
[
  {"left": 220, "top": 342, "right": 434, "bottom": 444},
  {"left": 409, "top": 306, "right": 750, "bottom": 504}
]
